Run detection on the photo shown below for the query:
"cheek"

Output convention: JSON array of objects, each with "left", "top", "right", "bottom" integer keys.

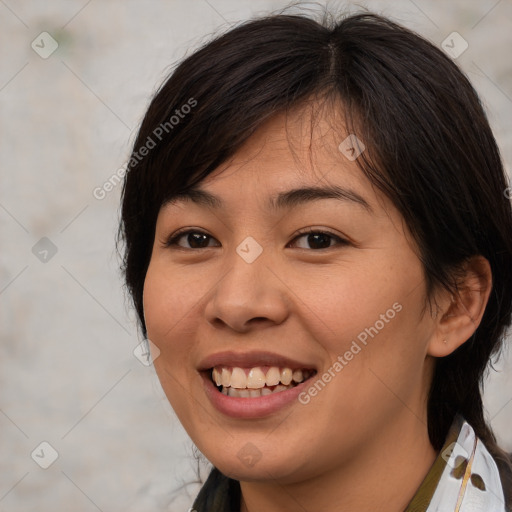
[
  {"left": 143, "top": 258, "right": 202, "bottom": 340},
  {"left": 142, "top": 261, "right": 203, "bottom": 425},
  {"left": 142, "top": 260, "right": 197, "bottom": 376},
  {"left": 306, "top": 255, "right": 430, "bottom": 401},
  {"left": 306, "top": 256, "right": 424, "bottom": 351}
]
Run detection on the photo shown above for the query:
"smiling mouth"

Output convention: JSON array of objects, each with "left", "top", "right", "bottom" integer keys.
[{"left": 208, "top": 366, "right": 317, "bottom": 398}]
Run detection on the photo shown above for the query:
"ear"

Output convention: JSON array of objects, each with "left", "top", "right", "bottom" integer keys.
[{"left": 427, "top": 256, "right": 492, "bottom": 357}]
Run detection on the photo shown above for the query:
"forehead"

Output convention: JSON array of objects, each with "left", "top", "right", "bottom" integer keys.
[{"left": 163, "top": 105, "right": 378, "bottom": 214}]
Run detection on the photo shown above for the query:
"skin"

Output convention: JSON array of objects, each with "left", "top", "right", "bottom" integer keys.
[{"left": 143, "top": 103, "right": 492, "bottom": 512}]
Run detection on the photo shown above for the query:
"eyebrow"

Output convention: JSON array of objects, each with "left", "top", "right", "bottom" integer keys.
[{"left": 166, "top": 184, "right": 373, "bottom": 213}]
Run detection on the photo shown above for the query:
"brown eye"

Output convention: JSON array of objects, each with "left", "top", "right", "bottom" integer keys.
[
  {"left": 165, "top": 230, "right": 219, "bottom": 249},
  {"left": 289, "top": 229, "right": 348, "bottom": 250},
  {"left": 164, "top": 228, "right": 349, "bottom": 251}
]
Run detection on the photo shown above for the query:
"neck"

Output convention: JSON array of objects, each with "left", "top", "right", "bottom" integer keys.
[{"left": 239, "top": 412, "right": 437, "bottom": 512}]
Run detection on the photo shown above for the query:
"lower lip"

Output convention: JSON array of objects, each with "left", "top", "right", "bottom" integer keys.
[{"left": 201, "top": 371, "right": 315, "bottom": 419}]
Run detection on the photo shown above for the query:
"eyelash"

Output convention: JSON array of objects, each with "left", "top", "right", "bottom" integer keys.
[{"left": 164, "top": 227, "right": 349, "bottom": 251}]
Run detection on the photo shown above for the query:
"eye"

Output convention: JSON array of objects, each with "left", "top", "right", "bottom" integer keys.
[
  {"left": 164, "top": 229, "right": 219, "bottom": 249},
  {"left": 288, "top": 228, "right": 349, "bottom": 250},
  {"left": 164, "top": 228, "right": 349, "bottom": 251}
]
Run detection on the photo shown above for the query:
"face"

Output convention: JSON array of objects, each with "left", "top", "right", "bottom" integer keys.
[{"left": 143, "top": 105, "right": 438, "bottom": 483}]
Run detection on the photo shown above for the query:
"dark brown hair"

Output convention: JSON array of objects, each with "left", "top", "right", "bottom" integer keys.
[{"left": 119, "top": 8, "right": 512, "bottom": 503}]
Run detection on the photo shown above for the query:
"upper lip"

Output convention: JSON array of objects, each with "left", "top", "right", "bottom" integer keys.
[{"left": 198, "top": 351, "right": 317, "bottom": 371}]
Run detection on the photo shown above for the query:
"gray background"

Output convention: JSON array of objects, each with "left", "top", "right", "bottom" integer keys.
[{"left": 1, "top": 1, "right": 511, "bottom": 511}]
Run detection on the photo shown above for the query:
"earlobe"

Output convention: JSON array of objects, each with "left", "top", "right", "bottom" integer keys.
[{"left": 427, "top": 256, "right": 492, "bottom": 358}]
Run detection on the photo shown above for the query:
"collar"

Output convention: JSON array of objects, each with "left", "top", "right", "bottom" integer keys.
[{"left": 419, "top": 414, "right": 507, "bottom": 512}]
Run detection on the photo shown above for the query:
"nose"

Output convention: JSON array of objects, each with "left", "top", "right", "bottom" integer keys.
[{"left": 203, "top": 244, "right": 289, "bottom": 333}]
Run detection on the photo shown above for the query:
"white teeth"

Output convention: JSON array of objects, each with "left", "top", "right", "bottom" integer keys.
[
  {"left": 212, "top": 368, "right": 222, "bottom": 386},
  {"left": 230, "top": 367, "right": 247, "bottom": 388},
  {"left": 265, "top": 367, "right": 281, "bottom": 386},
  {"left": 280, "top": 368, "right": 293, "bottom": 386},
  {"left": 292, "top": 369, "right": 303, "bottom": 383},
  {"left": 247, "top": 367, "right": 266, "bottom": 389},
  {"left": 221, "top": 368, "right": 231, "bottom": 387},
  {"left": 211, "top": 365, "right": 313, "bottom": 394},
  {"left": 223, "top": 383, "right": 295, "bottom": 397}
]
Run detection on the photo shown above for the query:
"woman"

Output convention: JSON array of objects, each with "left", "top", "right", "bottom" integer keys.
[{"left": 119, "top": 8, "right": 512, "bottom": 512}]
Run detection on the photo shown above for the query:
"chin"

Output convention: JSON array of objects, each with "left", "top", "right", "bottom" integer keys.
[{"left": 203, "top": 442, "right": 309, "bottom": 484}]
